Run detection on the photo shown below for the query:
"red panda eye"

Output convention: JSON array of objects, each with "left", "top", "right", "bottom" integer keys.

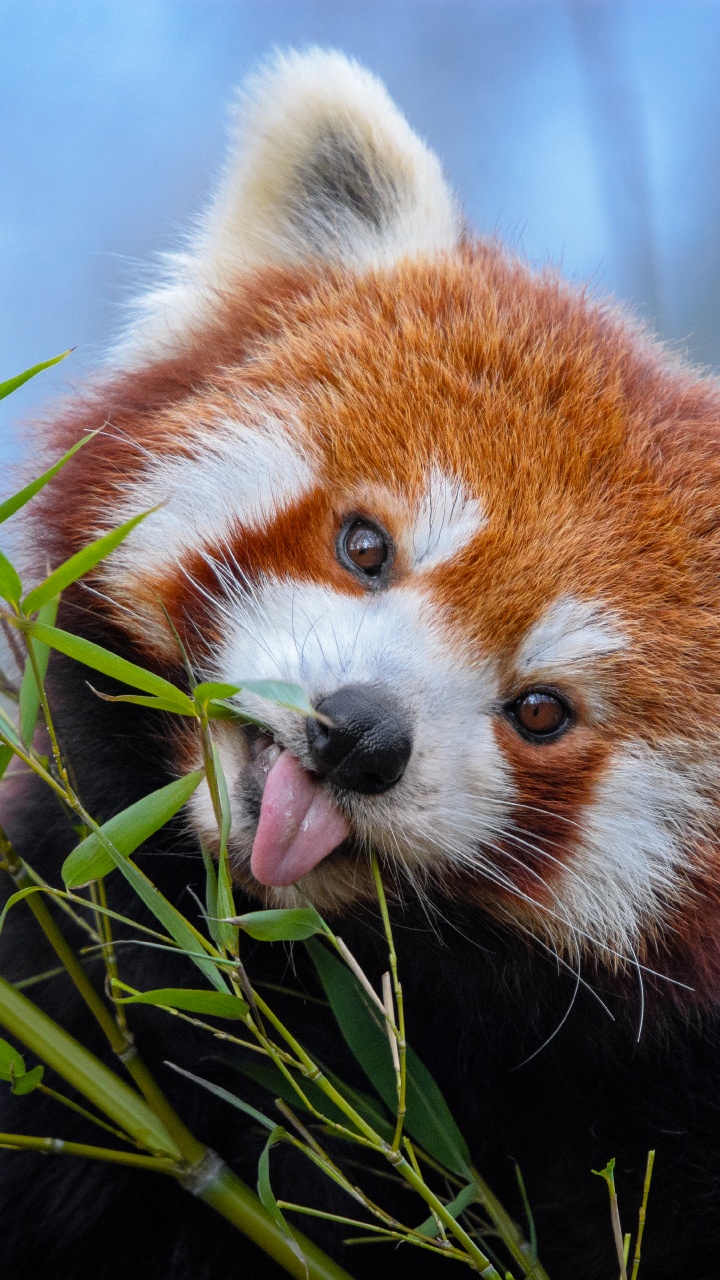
[
  {"left": 509, "top": 690, "right": 570, "bottom": 740},
  {"left": 340, "top": 521, "right": 390, "bottom": 578}
]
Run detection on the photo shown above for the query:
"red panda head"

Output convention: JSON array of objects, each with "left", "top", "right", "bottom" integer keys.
[{"left": 31, "top": 50, "right": 720, "bottom": 979}]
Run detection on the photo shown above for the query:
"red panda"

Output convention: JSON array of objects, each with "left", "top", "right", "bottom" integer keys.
[{"left": 3, "top": 48, "right": 720, "bottom": 1280}]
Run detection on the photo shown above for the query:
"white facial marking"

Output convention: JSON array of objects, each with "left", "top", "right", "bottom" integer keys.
[
  {"left": 555, "top": 743, "right": 710, "bottom": 957},
  {"left": 101, "top": 407, "right": 315, "bottom": 590},
  {"left": 516, "top": 595, "right": 627, "bottom": 680},
  {"left": 407, "top": 468, "right": 486, "bottom": 570}
]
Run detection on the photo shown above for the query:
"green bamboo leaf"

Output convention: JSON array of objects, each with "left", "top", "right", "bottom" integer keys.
[
  {"left": 195, "top": 679, "right": 318, "bottom": 721},
  {"left": 201, "top": 842, "right": 221, "bottom": 949},
  {"left": 238, "top": 680, "right": 317, "bottom": 718},
  {"left": 90, "top": 690, "right": 197, "bottom": 716},
  {"left": 306, "top": 939, "right": 394, "bottom": 1117},
  {"left": 0, "top": 351, "right": 70, "bottom": 402},
  {"left": 514, "top": 1162, "right": 538, "bottom": 1266},
  {"left": 306, "top": 939, "right": 472, "bottom": 1178},
  {"left": 258, "top": 1125, "right": 287, "bottom": 1223},
  {"left": 230, "top": 908, "right": 326, "bottom": 943},
  {"left": 209, "top": 744, "right": 237, "bottom": 954},
  {"left": 167, "top": 1062, "right": 275, "bottom": 1130},
  {"left": 0, "top": 886, "right": 46, "bottom": 939},
  {"left": 416, "top": 1182, "right": 478, "bottom": 1237},
  {"left": 211, "top": 743, "right": 232, "bottom": 855},
  {"left": 20, "top": 620, "right": 194, "bottom": 709},
  {"left": 115, "top": 987, "right": 247, "bottom": 1019},
  {"left": 85, "top": 836, "right": 229, "bottom": 994},
  {"left": 0, "top": 713, "right": 26, "bottom": 757},
  {"left": 11, "top": 1063, "right": 45, "bottom": 1095},
  {"left": 0, "top": 432, "right": 92, "bottom": 525},
  {"left": 0, "top": 976, "right": 182, "bottom": 1157},
  {"left": 0, "top": 714, "right": 26, "bottom": 779},
  {"left": 0, "top": 550, "right": 21, "bottom": 605},
  {"left": 22, "top": 510, "right": 154, "bottom": 615},
  {"left": 19, "top": 596, "right": 58, "bottom": 746},
  {"left": 258, "top": 1125, "right": 307, "bottom": 1269},
  {"left": 194, "top": 681, "right": 244, "bottom": 704},
  {"left": 215, "top": 854, "right": 237, "bottom": 954},
  {"left": 205, "top": 701, "right": 249, "bottom": 721},
  {"left": 0, "top": 1034, "right": 25, "bottom": 1079},
  {"left": 592, "top": 1157, "right": 616, "bottom": 1184},
  {"left": 62, "top": 770, "right": 205, "bottom": 888},
  {"left": 201, "top": 860, "right": 225, "bottom": 954}
]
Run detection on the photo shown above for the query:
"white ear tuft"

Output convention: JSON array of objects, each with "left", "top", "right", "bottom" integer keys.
[
  {"left": 114, "top": 49, "right": 460, "bottom": 363},
  {"left": 214, "top": 48, "right": 460, "bottom": 272}
]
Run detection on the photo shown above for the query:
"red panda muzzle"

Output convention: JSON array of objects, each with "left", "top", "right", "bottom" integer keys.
[{"left": 251, "top": 682, "right": 413, "bottom": 886}]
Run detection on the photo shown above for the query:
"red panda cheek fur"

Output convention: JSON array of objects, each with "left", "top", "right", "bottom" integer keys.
[{"left": 5, "top": 48, "right": 720, "bottom": 1280}]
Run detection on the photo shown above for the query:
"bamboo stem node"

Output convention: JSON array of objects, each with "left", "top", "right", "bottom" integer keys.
[{"left": 177, "top": 1148, "right": 225, "bottom": 1198}]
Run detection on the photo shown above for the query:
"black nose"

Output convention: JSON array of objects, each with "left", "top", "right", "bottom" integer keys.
[{"left": 306, "top": 683, "right": 413, "bottom": 795}]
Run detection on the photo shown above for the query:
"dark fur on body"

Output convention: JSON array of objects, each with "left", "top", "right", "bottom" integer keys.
[{"left": 1, "top": 632, "right": 719, "bottom": 1279}]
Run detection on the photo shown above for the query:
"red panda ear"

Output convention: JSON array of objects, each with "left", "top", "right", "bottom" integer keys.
[
  {"left": 114, "top": 48, "right": 460, "bottom": 363},
  {"left": 218, "top": 48, "right": 460, "bottom": 272}
]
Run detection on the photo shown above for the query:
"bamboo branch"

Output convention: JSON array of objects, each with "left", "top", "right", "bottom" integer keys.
[
  {"left": 370, "top": 853, "right": 406, "bottom": 1152},
  {"left": 0, "top": 1131, "right": 177, "bottom": 1172},
  {"left": 630, "top": 1151, "right": 655, "bottom": 1280}
]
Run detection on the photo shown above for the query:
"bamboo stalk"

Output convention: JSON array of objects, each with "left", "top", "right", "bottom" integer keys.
[
  {"left": 197, "top": 1160, "right": 355, "bottom": 1280},
  {"left": 1, "top": 830, "right": 206, "bottom": 1164},
  {"left": 333, "top": 938, "right": 385, "bottom": 1014},
  {"left": 593, "top": 1160, "right": 627, "bottom": 1280},
  {"left": 369, "top": 854, "right": 406, "bottom": 1152},
  {"left": 470, "top": 1167, "right": 550, "bottom": 1280},
  {"left": 1, "top": 835, "right": 132, "bottom": 1058},
  {"left": 0, "top": 977, "right": 356, "bottom": 1280},
  {"left": 0, "top": 1132, "right": 177, "bottom": 1172},
  {"left": 630, "top": 1151, "right": 655, "bottom": 1280},
  {"left": 0, "top": 975, "right": 181, "bottom": 1157},
  {"left": 610, "top": 1193, "right": 628, "bottom": 1280}
]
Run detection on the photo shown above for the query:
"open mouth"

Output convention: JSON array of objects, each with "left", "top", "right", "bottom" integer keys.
[{"left": 243, "top": 730, "right": 351, "bottom": 888}]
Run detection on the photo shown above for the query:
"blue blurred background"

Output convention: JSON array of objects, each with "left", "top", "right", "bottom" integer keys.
[{"left": 3, "top": 1, "right": 720, "bottom": 460}]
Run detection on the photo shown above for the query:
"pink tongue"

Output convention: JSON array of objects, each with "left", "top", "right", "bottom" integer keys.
[{"left": 250, "top": 750, "right": 350, "bottom": 887}]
